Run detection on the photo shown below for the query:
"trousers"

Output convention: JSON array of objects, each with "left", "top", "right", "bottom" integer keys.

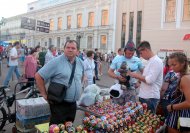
[{"left": 49, "top": 101, "right": 77, "bottom": 125}]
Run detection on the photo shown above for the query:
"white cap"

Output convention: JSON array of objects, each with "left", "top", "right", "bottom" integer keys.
[{"left": 109, "top": 83, "right": 123, "bottom": 98}]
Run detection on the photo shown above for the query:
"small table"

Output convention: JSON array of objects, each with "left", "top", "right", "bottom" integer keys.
[{"left": 35, "top": 123, "right": 49, "bottom": 133}]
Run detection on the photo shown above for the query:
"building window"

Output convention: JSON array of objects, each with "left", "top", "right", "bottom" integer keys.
[
  {"left": 121, "top": 13, "right": 126, "bottom": 48},
  {"left": 77, "top": 13, "right": 82, "bottom": 28},
  {"left": 165, "top": 0, "right": 176, "bottom": 22},
  {"left": 183, "top": 0, "right": 190, "bottom": 20},
  {"left": 58, "top": 17, "right": 62, "bottom": 30},
  {"left": 88, "top": 12, "right": 94, "bottom": 27},
  {"left": 100, "top": 35, "right": 107, "bottom": 49},
  {"left": 101, "top": 10, "right": 109, "bottom": 26},
  {"left": 50, "top": 19, "right": 54, "bottom": 31},
  {"left": 67, "top": 15, "right": 71, "bottom": 29},
  {"left": 136, "top": 11, "right": 142, "bottom": 48},
  {"left": 128, "top": 12, "right": 134, "bottom": 41}
]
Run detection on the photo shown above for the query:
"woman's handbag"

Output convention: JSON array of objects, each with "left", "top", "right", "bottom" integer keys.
[
  {"left": 47, "top": 61, "right": 76, "bottom": 104},
  {"left": 177, "top": 93, "right": 190, "bottom": 132},
  {"left": 178, "top": 117, "right": 190, "bottom": 131}
]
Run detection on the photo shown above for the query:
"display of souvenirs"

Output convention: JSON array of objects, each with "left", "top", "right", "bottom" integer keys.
[
  {"left": 82, "top": 101, "right": 165, "bottom": 133},
  {"left": 82, "top": 114, "right": 165, "bottom": 133},
  {"left": 48, "top": 101, "right": 165, "bottom": 133},
  {"left": 86, "top": 100, "right": 146, "bottom": 117},
  {"left": 49, "top": 122, "right": 87, "bottom": 133}
]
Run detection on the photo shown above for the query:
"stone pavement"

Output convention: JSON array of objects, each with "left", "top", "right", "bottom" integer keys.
[
  {"left": 96, "top": 61, "right": 115, "bottom": 88},
  {"left": 0, "top": 59, "right": 114, "bottom": 132}
]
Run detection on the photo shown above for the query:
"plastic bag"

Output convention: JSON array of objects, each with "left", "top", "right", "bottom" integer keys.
[{"left": 78, "top": 84, "right": 101, "bottom": 106}]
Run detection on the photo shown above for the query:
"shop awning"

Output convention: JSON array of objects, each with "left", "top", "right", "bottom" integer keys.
[{"left": 183, "top": 34, "right": 190, "bottom": 40}]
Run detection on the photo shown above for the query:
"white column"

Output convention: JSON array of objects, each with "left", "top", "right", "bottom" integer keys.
[
  {"left": 72, "top": 8, "right": 76, "bottom": 29},
  {"left": 93, "top": 31, "right": 98, "bottom": 48},
  {"left": 133, "top": 0, "right": 138, "bottom": 44},
  {"left": 109, "top": 1, "right": 113, "bottom": 26},
  {"left": 83, "top": 35, "right": 87, "bottom": 49},
  {"left": 161, "top": 0, "right": 166, "bottom": 29},
  {"left": 111, "top": 0, "right": 117, "bottom": 51},
  {"left": 108, "top": 30, "right": 113, "bottom": 52},
  {"left": 176, "top": 0, "right": 182, "bottom": 28},
  {"left": 54, "top": 17, "right": 58, "bottom": 31},
  {"left": 95, "top": 3, "right": 100, "bottom": 26},
  {"left": 63, "top": 12, "right": 67, "bottom": 30},
  {"left": 54, "top": 36, "right": 57, "bottom": 47},
  {"left": 83, "top": 8, "right": 87, "bottom": 27}
]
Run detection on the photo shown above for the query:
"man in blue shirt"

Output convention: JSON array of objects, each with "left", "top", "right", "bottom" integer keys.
[
  {"left": 35, "top": 40, "right": 84, "bottom": 124},
  {"left": 108, "top": 41, "right": 143, "bottom": 102}
]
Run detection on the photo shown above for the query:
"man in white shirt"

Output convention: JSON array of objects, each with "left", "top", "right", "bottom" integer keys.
[
  {"left": 4, "top": 41, "right": 21, "bottom": 86},
  {"left": 128, "top": 41, "right": 163, "bottom": 113},
  {"left": 45, "top": 45, "right": 55, "bottom": 64}
]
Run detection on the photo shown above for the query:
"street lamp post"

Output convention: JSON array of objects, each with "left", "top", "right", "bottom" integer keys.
[
  {"left": 0, "top": 17, "right": 6, "bottom": 43},
  {"left": 76, "top": 32, "right": 84, "bottom": 50}
]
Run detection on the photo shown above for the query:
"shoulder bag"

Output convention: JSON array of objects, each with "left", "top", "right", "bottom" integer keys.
[{"left": 47, "top": 60, "right": 76, "bottom": 104}]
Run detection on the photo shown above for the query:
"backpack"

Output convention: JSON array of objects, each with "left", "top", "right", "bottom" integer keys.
[{"left": 39, "top": 51, "right": 47, "bottom": 66}]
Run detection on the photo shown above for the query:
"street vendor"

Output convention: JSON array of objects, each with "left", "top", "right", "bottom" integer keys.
[
  {"left": 35, "top": 40, "right": 84, "bottom": 125},
  {"left": 108, "top": 41, "right": 143, "bottom": 103}
]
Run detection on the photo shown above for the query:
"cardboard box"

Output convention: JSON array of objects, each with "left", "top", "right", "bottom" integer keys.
[{"left": 16, "top": 97, "right": 50, "bottom": 119}]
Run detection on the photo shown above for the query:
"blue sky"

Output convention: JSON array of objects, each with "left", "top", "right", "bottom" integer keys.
[{"left": 0, "top": 0, "right": 36, "bottom": 18}]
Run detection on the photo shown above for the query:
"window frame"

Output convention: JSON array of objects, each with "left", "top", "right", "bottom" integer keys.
[
  {"left": 67, "top": 15, "right": 71, "bottom": 29},
  {"left": 165, "top": 0, "right": 176, "bottom": 22},
  {"left": 88, "top": 12, "right": 95, "bottom": 27},
  {"left": 50, "top": 19, "right": 54, "bottom": 31},
  {"left": 58, "top": 17, "right": 62, "bottom": 30},
  {"left": 100, "top": 35, "right": 107, "bottom": 49},
  {"left": 183, "top": 0, "right": 190, "bottom": 21},
  {"left": 77, "top": 13, "right": 82, "bottom": 28},
  {"left": 101, "top": 10, "right": 109, "bottom": 26}
]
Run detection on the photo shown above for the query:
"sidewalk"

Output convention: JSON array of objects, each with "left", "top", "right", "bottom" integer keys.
[{"left": 95, "top": 61, "right": 114, "bottom": 89}]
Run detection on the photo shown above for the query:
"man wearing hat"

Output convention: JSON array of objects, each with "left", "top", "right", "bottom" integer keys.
[{"left": 108, "top": 41, "right": 143, "bottom": 102}]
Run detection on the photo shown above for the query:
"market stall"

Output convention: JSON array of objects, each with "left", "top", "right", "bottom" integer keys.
[
  {"left": 16, "top": 84, "right": 166, "bottom": 133},
  {"left": 34, "top": 100, "right": 166, "bottom": 133}
]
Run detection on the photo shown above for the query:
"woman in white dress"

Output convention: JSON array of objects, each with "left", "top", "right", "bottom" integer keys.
[{"left": 83, "top": 50, "right": 95, "bottom": 86}]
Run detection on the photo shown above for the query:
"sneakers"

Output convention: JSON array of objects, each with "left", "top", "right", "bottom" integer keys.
[{"left": 98, "top": 73, "right": 103, "bottom": 76}]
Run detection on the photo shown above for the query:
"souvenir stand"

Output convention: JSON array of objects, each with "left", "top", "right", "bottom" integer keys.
[{"left": 35, "top": 99, "right": 166, "bottom": 133}]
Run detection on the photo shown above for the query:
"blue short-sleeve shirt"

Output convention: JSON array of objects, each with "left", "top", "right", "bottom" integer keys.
[
  {"left": 110, "top": 55, "right": 143, "bottom": 74},
  {"left": 110, "top": 55, "right": 143, "bottom": 87},
  {"left": 38, "top": 54, "right": 84, "bottom": 102}
]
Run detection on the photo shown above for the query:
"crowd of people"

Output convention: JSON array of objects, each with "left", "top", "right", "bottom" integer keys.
[{"left": 1, "top": 39, "right": 190, "bottom": 133}]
